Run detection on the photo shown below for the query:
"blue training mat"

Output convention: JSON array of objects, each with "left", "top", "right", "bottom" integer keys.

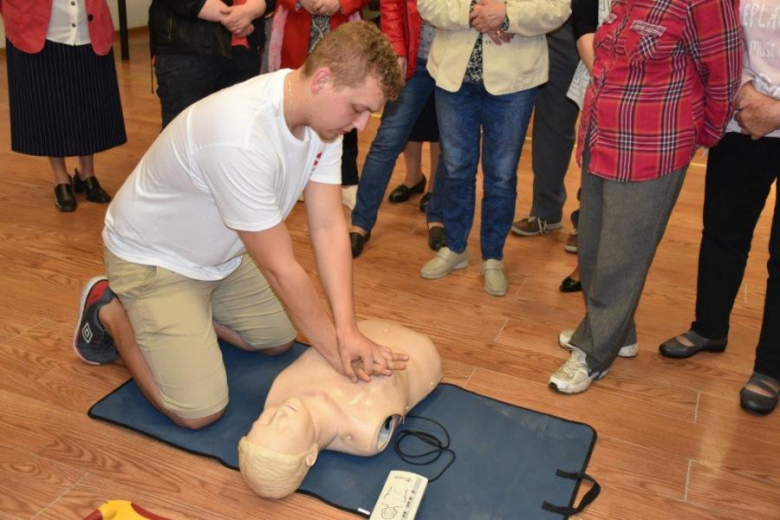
[{"left": 89, "top": 342, "right": 599, "bottom": 519}]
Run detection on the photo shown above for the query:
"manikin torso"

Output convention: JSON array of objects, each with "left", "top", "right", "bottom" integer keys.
[{"left": 262, "top": 319, "right": 443, "bottom": 456}]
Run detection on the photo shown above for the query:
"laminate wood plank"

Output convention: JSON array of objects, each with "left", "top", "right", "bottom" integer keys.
[
  {"left": 0, "top": 444, "right": 85, "bottom": 519},
  {"left": 687, "top": 460, "right": 780, "bottom": 519}
]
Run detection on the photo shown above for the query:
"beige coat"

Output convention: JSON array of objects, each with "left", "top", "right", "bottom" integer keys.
[{"left": 419, "top": 0, "right": 571, "bottom": 95}]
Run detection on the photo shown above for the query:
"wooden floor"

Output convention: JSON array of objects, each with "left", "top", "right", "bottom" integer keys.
[{"left": 1, "top": 32, "right": 778, "bottom": 520}]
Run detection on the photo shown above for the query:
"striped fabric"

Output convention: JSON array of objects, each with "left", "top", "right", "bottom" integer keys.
[
  {"left": 6, "top": 39, "right": 126, "bottom": 157},
  {"left": 576, "top": 0, "right": 743, "bottom": 182}
]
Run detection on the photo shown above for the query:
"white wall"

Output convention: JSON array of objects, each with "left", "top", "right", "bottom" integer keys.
[{"left": 0, "top": 1, "right": 152, "bottom": 49}]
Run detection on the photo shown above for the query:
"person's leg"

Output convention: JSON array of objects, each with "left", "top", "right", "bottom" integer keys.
[
  {"left": 434, "top": 84, "right": 481, "bottom": 255},
  {"left": 211, "top": 254, "right": 298, "bottom": 354},
  {"left": 479, "top": 87, "right": 537, "bottom": 261},
  {"left": 752, "top": 138, "right": 780, "bottom": 384},
  {"left": 401, "top": 141, "right": 424, "bottom": 187},
  {"left": 217, "top": 46, "right": 262, "bottom": 90},
  {"left": 517, "top": 20, "right": 580, "bottom": 234},
  {"left": 73, "top": 154, "right": 112, "bottom": 203},
  {"left": 101, "top": 250, "right": 227, "bottom": 429},
  {"left": 341, "top": 129, "right": 360, "bottom": 187},
  {"left": 572, "top": 168, "right": 688, "bottom": 373},
  {"left": 691, "top": 134, "right": 775, "bottom": 341},
  {"left": 350, "top": 60, "right": 436, "bottom": 235},
  {"left": 428, "top": 142, "right": 440, "bottom": 196},
  {"left": 154, "top": 54, "right": 222, "bottom": 129},
  {"left": 48, "top": 157, "right": 71, "bottom": 186},
  {"left": 420, "top": 84, "right": 481, "bottom": 279},
  {"left": 50, "top": 156, "right": 76, "bottom": 211}
]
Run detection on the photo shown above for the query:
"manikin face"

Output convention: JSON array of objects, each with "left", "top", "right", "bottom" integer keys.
[
  {"left": 247, "top": 397, "right": 317, "bottom": 456},
  {"left": 308, "top": 71, "right": 386, "bottom": 142}
]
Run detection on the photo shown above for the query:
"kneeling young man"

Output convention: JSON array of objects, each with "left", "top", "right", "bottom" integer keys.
[{"left": 74, "top": 22, "right": 407, "bottom": 429}]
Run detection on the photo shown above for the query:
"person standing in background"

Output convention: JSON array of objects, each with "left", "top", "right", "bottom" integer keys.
[
  {"left": 150, "top": 0, "right": 271, "bottom": 129},
  {"left": 1, "top": 0, "right": 126, "bottom": 212},
  {"left": 269, "top": 0, "right": 370, "bottom": 209}
]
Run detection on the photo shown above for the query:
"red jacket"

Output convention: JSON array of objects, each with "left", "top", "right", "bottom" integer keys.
[
  {"left": 275, "top": 0, "right": 367, "bottom": 69},
  {"left": 380, "top": 0, "right": 420, "bottom": 79},
  {"left": 0, "top": 0, "right": 115, "bottom": 56}
]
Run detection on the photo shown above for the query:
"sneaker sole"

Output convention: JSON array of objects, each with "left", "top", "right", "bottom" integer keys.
[
  {"left": 559, "top": 331, "right": 638, "bottom": 358},
  {"left": 421, "top": 259, "right": 469, "bottom": 280},
  {"left": 72, "top": 276, "right": 109, "bottom": 366},
  {"left": 511, "top": 221, "right": 563, "bottom": 237},
  {"left": 549, "top": 368, "right": 610, "bottom": 394}
]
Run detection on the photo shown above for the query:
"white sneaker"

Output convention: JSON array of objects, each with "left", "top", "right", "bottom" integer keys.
[
  {"left": 342, "top": 185, "right": 358, "bottom": 210},
  {"left": 549, "top": 347, "right": 609, "bottom": 394},
  {"left": 558, "top": 329, "right": 639, "bottom": 358}
]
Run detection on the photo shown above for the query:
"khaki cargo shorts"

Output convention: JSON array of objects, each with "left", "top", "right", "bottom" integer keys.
[{"left": 105, "top": 249, "right": 296, "bottom": 419}]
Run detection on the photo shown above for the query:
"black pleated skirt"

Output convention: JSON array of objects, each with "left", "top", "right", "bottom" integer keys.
[{"left": 6, "top": 39, "right": 127, "bottom": 157}]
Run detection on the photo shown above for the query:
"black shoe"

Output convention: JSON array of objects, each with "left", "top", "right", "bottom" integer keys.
[
  {"left": 559, "top": 276, "right": 582, "bottom": 293},
  {"left": 427, "top": 226, "right": 446, "bottom": 251},
  {"left": 73, "top": 169, "right": 111, "bottom": 203},
  {"left": 388, "top": 176, "right": 426, "bottom": 203},
  {"left": 659, "top": 330, "right": 727, "bottom": 359},
  {"left": 419, "top": 192, "right": 432, "bottom": 213},
  {"left": 350, "top": 231, "right": 371, "bottom": 258},
  {"left": 54, "top": 183, "right": 77, "bottom": 212},
  {"left": 740, "top": 372, "right": 779, "bottom": 415}
]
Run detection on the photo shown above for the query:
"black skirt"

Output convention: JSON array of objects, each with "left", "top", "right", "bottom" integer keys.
[
  {"left": 408, "top": 92, "right": 440, "bottom": 143},
  {"left": 6, "top": 39, "right": 127, "bottom": 157}
]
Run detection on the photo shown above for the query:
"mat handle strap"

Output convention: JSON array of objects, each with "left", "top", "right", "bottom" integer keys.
[{"left": 541, "top": 469, "right": 601, "bottom": 517}]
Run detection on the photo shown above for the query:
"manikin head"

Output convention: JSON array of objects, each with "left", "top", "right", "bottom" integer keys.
[
  {"left": 300, "top": 21, "right": 404, "bottom": 141},
  {"left": 238, "top": 397, "right": 318, "bottom": 499}
]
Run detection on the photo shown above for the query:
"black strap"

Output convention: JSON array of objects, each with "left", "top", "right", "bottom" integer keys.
[{"left": 541, "top": 470, "right": 601, "bottom": 517}]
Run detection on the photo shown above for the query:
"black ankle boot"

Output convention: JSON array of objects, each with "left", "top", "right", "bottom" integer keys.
[
  {"left": 73, "top": 169, "right": 111, "bottom": 203},
  {"left": 54, "top": 183, "right": 77, "bottom": 212}
]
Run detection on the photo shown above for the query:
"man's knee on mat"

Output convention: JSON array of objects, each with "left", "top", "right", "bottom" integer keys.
[
  {"left": 170, "top": 407, "right": 226, "bottom": 430},
  {"left": 260, "top": 339, "right": 295, "bottom": 356}
]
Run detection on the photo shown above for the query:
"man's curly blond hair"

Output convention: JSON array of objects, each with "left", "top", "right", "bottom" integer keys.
[{"left": 304, "top": 21, "right": 404, "bottom": 102}]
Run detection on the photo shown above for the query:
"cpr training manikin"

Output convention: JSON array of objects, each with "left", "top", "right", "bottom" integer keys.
[{"left": 238, "top": 319, "right": 443, "bottom": 498}]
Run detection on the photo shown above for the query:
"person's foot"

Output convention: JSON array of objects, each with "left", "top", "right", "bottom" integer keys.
[
  {"left": 482, "top": 259, "right": 507, "bottom": 296},
  {"left": 559, "top": 329, "right": 638, "bottom": 358},
  {"left": 427, "top": 225, "right": 446, "bottom": 251},
  {"left": 73, "top": 277, "right": 118, "bottom": 365},
  {"left": 73, "top": 169, "right": 111, "bottom": 203},
  {"left": 342, "top": 185, "right": 358, "bottom": 210},
  {"left": 421, "top": 247, "right": 469, "bottom": 279},
  {"left": 740, "top": 372, "right": 780, "bottom": 415},
  {"left": 549, "top": 346, "right": 609, "bottom": 394},
  {"left": 659, "top": 330, "right": 727, "bottom": 359},
  {"left": 559, "top": 276, "right": 582, "bottom": 293},
  {"left": 54, "top": 182, "right": 77, "bottom": 212},
  {"left": 511, "top": 216, "right": 562, "bottom": 237},
  {"left": 564, "top": 229, "right": 578, "bottom": 253},
  {"left": 350, "top": 229, "right": 371, "bottom": 258},
  {"left": 388, "top": 176, "right": 426, "bottom": 203},
  {"left": 419, "top": 192, "right": 432, "bottom": 213}
]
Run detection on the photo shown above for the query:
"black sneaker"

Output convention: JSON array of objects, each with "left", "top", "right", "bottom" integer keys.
[{"left": 73, "top": 276, "right": 118, "bottom": 365}]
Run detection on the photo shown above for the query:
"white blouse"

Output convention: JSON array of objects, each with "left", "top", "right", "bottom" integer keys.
[{"left": 46, "top": 0, "right": 91, "bottom": 46}]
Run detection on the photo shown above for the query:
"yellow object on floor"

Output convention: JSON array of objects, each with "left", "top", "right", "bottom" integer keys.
[{"left": 83, "top": 500, "right": 170, "bottom": 520}]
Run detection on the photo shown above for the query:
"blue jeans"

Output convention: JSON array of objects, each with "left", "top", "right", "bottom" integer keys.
[
  {"left": 351, "top": 58, "right": 445, "bottom": 232},
  {"left": 435, "top": 83, "right": 537, "bottom": 260}
]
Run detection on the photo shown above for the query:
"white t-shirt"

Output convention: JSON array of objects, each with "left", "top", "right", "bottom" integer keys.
[{"left": 103, "top": 70, "right": 342, "bottom": 281}]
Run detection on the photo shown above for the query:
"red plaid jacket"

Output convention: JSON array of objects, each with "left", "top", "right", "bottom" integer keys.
[{"left": 577, "top": 0, "right": 743, "bottom": 181}]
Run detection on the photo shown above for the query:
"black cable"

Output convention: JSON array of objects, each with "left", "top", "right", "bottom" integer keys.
[{"left": 393, "top": 415, "right": 456, "bottom": 483}]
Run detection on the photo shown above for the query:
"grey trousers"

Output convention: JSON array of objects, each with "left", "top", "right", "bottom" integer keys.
[
  {"left": 571, "top": 151, "right": 688, "bottom": 372},
  {"left": 529, "top": 18, "right": 581, "bottom": 223}
]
